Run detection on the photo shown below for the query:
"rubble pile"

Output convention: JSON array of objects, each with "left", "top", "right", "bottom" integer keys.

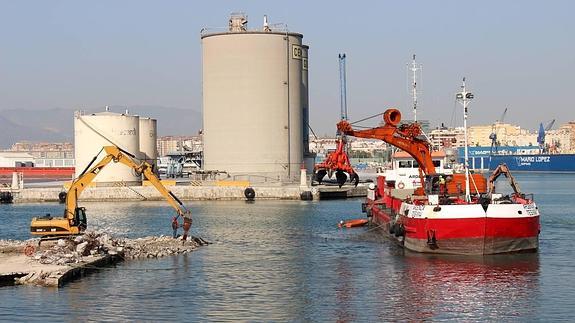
[
  {"left": 29, "top": 231, "right": 206, "bottom": 265},
  {"left": 16, "top": 270, "right": 62, "bottom": 287},
  {"left": 2, "top": 232, "right": 207, "bottom": 287},
  {"left": 121, "top": 236, "right": 206, "bottom": 259},
  {"left": 31, "top": 233, "right": 112, "bottom": 266},
  {"left": 2, "top": 232, "right": 208, "bottom": 267}
]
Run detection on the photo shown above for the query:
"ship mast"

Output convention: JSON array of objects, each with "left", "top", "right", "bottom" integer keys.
[
  {"left": 409, "top": 54, "right": 422, "bottom": 122},
  {"left": 456, "top": 77, "right": 474, "bottom": 203}
]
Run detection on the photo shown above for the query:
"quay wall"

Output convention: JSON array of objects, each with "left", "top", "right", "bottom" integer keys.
[{"left": 13, "top": 185, "right": 309, "bottom": 203}]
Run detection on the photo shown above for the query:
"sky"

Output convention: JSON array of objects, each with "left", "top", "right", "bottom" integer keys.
[{"left": 1, "top": 0, "right": 573, "bottom": 136}]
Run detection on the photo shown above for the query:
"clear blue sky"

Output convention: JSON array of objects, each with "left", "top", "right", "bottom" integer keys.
[{"left": 1, "top": 0, "right": 573, "bottom": 135}]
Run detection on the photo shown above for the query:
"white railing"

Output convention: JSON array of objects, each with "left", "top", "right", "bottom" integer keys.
[{"left": 200, "top": 23, "right": 289, "bottom": 36}]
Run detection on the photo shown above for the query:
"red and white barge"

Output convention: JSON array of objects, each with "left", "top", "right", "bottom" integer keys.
[
  {"left": 363, "top": 174, "right": 540, "bottom": 255},
  {"left": 337, "top": 79, "right": 540, "bottom": 255}
]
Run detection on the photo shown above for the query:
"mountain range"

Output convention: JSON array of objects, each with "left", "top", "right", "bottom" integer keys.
[{"left": 0, "top": 106, "right": 202, "bottom": 149}]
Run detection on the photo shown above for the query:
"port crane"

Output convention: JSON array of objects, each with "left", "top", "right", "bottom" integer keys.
[
  {"left": 313, "top": 53, "right": 359, "bottom": 187},
  {"left": 537, "top": 119, "right": 556, "bottom": 153},
  {"left": 489, "top": 107, "right": 508, "bottom": 154},
  {"left": 30, "top": 146, "right": 193, "bottom": 239}
]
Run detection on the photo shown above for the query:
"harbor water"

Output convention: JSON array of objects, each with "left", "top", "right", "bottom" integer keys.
[{"left": 1, "top": 173, "right": 574, "bottom": 321}]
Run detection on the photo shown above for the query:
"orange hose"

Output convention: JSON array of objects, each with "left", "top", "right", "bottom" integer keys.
[{"left": 338, "top": 218, "right": 369, "bottom": 228}]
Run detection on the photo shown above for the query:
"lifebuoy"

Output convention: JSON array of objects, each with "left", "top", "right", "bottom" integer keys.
[
  {"left": 0, "top": 192, "right": 13, "bottom": 204},
  {"left": 58, "top": 191, "right": 67, "bottom": 203},
  {"left": 24, "top": 245, "right": 35, "bottom": 257},
  {"left": 300, "top": 191, "right": 313, "bottom": 201},
  {"left": 397, "top": 182, "right": 405, "bottom": 189},
  {"left": 244, "top": 187, "right": 256, "bottom": 200}
]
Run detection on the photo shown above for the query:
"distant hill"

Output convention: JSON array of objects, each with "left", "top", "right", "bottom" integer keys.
[{"left": 0, "top": 106, "right": 202, "bottom": 149}]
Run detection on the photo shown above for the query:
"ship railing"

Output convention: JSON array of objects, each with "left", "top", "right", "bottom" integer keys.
[{"left": 522, "top": 193, "right": 535, "bottom": 202}]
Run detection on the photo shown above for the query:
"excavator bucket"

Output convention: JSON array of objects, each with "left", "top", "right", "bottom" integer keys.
[
  {"left": 315, "top": 169, "right": 327, "bottom": 184},
  {"left": 350, "top": 173, "right": 359, "bottom": 187},
  {"left": 336, "top": 170, "right": 347, "bottom": 188}
]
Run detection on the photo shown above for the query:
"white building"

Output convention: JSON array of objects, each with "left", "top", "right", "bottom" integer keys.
[
  {"left": 429, "top": 127, "right": 466, "bottom": 150},
  {"left": 0, "top": 152, "right": 35, "bottom": 167}
]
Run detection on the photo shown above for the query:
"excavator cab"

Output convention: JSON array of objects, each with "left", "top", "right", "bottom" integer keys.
[{"left": 30, "top": 211, "right": 84, "bottom": 237}]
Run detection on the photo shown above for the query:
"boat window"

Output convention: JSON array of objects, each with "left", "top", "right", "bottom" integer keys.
[
  {"left": 433, "top": 160, "right": 441, "bottom": 167},
  {"left": 398, "top": 161, "right": 411, "bottom": 168},
  {"left": 412, "top": 160, "right": 419, "bottom": 168}
]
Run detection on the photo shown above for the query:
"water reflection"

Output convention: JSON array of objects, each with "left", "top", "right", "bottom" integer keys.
[
  {"left": 389, "top": 252, "right": 540, "bottom": 321},
  {"left": 334, "top": 257, "right": 356, "bottom": 322}
]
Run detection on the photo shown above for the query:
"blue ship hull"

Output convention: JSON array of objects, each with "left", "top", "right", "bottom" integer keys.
[{"left": 488, "top": 154, "right": 575, "bottom": 172}]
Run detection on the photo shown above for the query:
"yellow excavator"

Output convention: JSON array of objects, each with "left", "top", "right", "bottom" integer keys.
[{"left": 30, "top": 146, "right": 193, "bottom": 238}]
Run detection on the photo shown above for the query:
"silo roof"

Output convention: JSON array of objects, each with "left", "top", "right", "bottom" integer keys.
[
  {"left": 201, "top": 30, "right": 303, "bottom": 40},
  {"left": 86, "top": 111, "right": 132, "bottom": 117}
]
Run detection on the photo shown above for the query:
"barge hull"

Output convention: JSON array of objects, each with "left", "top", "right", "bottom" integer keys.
[{"left": 369, "top": 204, "right": 539, "bottom": 255}]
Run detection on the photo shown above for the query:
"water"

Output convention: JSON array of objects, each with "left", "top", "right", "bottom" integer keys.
[{"left": 1, "top": 173, "right": 574, "bottom": 321}]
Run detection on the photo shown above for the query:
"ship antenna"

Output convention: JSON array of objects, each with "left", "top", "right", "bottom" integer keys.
[
  {"left": 409, "top": 54, "right": 422, "bottom": 122},
  {"left": 456, "top": 77, "right": 474, "bottom": 203}
]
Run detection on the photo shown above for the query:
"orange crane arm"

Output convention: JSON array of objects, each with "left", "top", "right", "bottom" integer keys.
[{"left": 337, "top": 109, "right": 436, "bottom": 175}]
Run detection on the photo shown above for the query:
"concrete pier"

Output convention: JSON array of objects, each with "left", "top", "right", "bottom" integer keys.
[
  {"left": 0, "top": 234, "right": 204, "bottom": 288},
  {"left": 317, "top": 185, "right": 367, "bottom": 199},
  {"left": 10, "top": 184, "right": 367, "bottom": 203},
  {"left": 0, "top": 239, "right": 121, "bottom": 288},
  {"left": 0, "top": 252, "right": 119, "bottom": 287}
]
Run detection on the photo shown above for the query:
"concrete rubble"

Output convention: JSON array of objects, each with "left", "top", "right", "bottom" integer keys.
[
  {"left": 0, "top": 232, "right": 208, "bottom": 287},
  {"left": 33, "top": 232, "right": 207, "bottom": 264}
]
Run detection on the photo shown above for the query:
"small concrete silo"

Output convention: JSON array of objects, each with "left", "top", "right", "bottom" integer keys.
[
  {"left": 74, "top": 109, "right": 141, "bottom": 186},
  {"left": 138, "top": 117, "right": 158, "bottom": 173}
]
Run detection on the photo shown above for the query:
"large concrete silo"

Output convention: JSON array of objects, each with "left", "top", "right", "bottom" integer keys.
[
  {"left": 300, "top": 45, "right": 316, "bottom": 172},
  {"left": 138, "top": 117, "right": 158, "bottom": 172},
  {"left": 74, "top": 110, "right": 141, "bottom": 186},
  {"left": 201, "top": 14, "right": 308, "bottom": 182}
]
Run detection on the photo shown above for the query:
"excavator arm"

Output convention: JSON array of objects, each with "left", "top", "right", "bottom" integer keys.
[
  {"left": 31, "top": 146, "right": 192, "bottom": 237},
  {"left": 111, "top": 147, "right": 191, "bottom": 219},
  {"left": 487, "top": 163, "right": 522, "bottom": 196},
  {"left": 63, "top": 151, "right": 117, "bottom": 223},
  {"left": 337, "top": 109, "right": 436, "bottom": 176}
]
